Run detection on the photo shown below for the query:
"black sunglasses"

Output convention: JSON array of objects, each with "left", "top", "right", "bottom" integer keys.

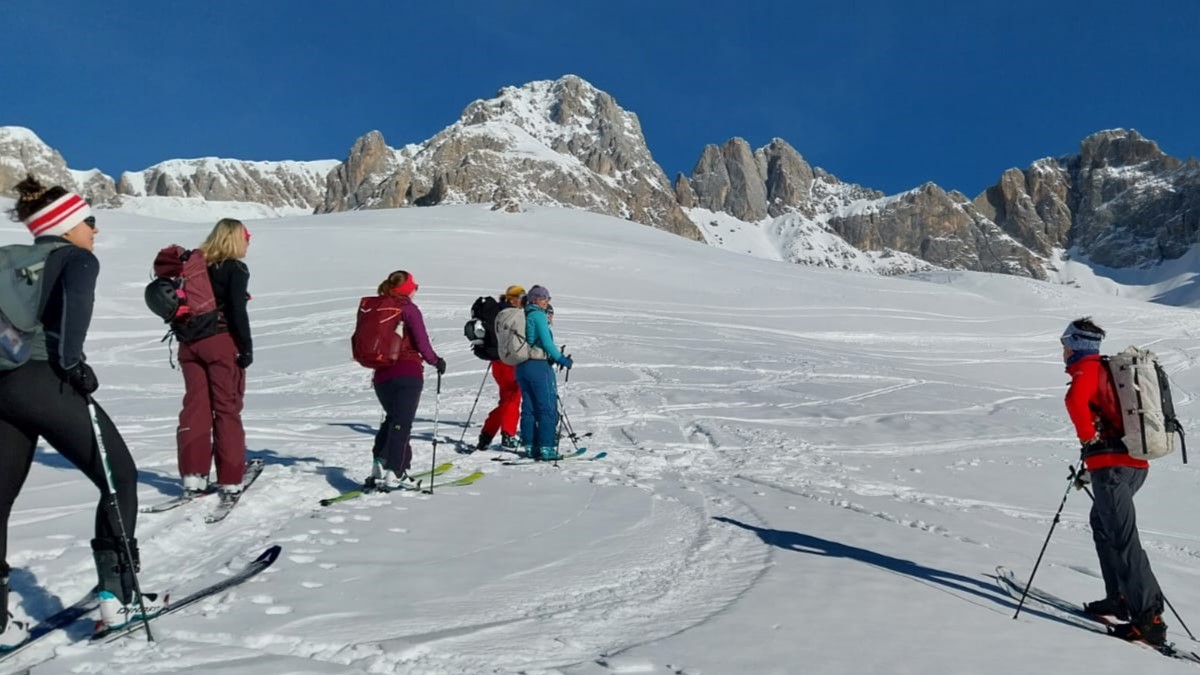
[{"left": 83, "top": 216, "right": 96, "bottom": 230}]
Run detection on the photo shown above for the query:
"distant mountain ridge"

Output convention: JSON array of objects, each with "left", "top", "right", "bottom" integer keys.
[{"left": 3, "top": 75, "right": 1196, "bottom": 283}]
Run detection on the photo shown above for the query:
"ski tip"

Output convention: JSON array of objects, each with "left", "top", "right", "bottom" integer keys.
[{"left": 257, "top": 545, "right": 283, "bottom": 564}]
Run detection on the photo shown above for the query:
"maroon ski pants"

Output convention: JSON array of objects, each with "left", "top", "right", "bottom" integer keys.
[{"left": 177, "top": 332, "right": 246, "bottom": 486}]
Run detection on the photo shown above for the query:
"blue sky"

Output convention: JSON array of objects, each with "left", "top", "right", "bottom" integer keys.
[{"left": 6, "top": 0, "right": 1198, "bottom": 196}]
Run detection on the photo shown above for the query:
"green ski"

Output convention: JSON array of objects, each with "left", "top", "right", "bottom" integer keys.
[{"left": 320, "top": 462, "right": 453, "bottom": 506}]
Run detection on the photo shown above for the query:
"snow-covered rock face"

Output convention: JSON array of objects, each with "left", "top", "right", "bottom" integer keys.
[
  {"left": 0, "top": 127, "right": 119, "bottom": 206},
  {"left": 0, "top": 126, "right": 333, "bottom": 214},
  {"left": 685, "top": 129, "right": 1200, "bottom": 279},
  {"left": 117, "top": 157, "right": 338, "bottom": 211},
  {"left": 316, "top": 75, "right": 702, "bottom": 240}
]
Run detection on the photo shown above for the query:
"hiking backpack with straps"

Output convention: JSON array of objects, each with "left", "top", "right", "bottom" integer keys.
[
  {"left": 352, "top": 295, "right": 417, "bottom": 369},
  {"left": 144, "top": 245, "right": 221, "bottom": 343},
  {"left": 1105, "top": 346, "right": 1187, "bottom": 463},
  {"left": 463, "top": 295, "right": 501, "bottom": 362},
  {"left": 495, "top": 306, "right": 546, "bottom": 366},
  {"left": 0, "top": 241, "right": 70, "bottom": 370}
]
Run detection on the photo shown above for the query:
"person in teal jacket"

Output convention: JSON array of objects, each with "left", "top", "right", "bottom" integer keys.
[{"left": 516, "top": 285, "right": 572, "bottom": 460}]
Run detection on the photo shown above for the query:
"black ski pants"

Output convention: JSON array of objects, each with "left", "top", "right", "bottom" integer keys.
[
  {"left": 0, "top": 361, "right": 138, "bottom": 575},
  {"left": 1090, "top": 465, "right": 1163, "bottom": 623},
  {"left": 371, "top": 375, "right": 424, "bottom": 475}
]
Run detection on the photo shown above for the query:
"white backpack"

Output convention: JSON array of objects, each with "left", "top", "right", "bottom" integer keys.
[
  {"left": 494, "top": 307, "right": 545, "bottom": 366},
  {"left": 1106, "top": 346, "right": 1187, "bottom": 462}
]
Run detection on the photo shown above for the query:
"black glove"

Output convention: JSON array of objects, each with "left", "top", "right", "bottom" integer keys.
[
  {"left": 64, "top": 362, "right": 99, "bottom": 396},
  {"left": 236, "top": 353, "right": 253, "bottom": 369},
  {"left": 435, "top": 357, "right": 447, "bottom": 375},
  {"left": 1072, "top": 467, "right": 1091, "bottom": 491}
]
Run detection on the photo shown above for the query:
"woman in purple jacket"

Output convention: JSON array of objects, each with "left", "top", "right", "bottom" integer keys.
[{"left": 369, "top": 271, "right": 445, "bottom": 489}]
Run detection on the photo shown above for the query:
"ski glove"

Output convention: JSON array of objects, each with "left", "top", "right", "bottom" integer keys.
[
  {"left": 435, "top": 357, "right": 447, "bottom": 375},
  {"left": 236, "top": 353, "right": 253, "bottom": 369},
  {"left": 558, "top": 356, "right": 573, "bottom": 370},
  {"left": 63, "top": 362, "right": 99, "bottom": 396},
  {"left": 1072, "top": 467, "right": 1091, "bottom": 491}
]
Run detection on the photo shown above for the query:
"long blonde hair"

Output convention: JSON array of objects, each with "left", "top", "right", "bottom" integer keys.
[{"left": 199, "top": 218, "right": 248, "bottom": 263}]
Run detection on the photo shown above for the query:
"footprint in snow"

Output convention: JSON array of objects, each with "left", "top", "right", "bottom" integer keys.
[
  {"left": 265, "top": 605, "right": 292, "bottom": 615},
  {"left": 250, "top": 595, "right": 274, "bottom": 605},
  {"left": 301, "top": 581, "right": 324, "bottom": 589},
  {"left": 289, "top": 555, "right": 316, "bottom": 564}
]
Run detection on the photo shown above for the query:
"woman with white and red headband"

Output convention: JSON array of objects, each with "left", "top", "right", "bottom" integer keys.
[{"left": 0, "top": 176, "right": 162, "bottom": 643}]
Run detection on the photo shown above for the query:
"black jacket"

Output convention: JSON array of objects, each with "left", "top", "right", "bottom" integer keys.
[
  {"left": 209, "top": 259, "right": 252, "bottom": 356},
  {"left": 37, "top": 237, "right": 97, "bottom": 371}
]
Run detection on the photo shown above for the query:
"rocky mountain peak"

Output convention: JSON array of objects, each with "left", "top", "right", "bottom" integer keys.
[
  {"left": 317, "top": 75, "right": 700, "bottom": 239},
  {"left": 1077, "top": 128, "right": 1175, "bottom": 170}
]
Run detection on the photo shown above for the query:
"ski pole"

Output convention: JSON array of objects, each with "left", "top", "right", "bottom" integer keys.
[
  {"left": 457, "top": 362, "right": 492, "bottom": 448},
  {"left": 1014, "top": 462, "right": 1083, "bottom": 620},
  {"left": 88, "top": 399, "right": 154, "bottom": 642},
  {"left": 426, "top": 373, "right": 442, "bottom": 495},
  {"left": 1076, "top": 482, "right": 1196, "bottom": 639},
  {"left": 556, "top": 395, "right": 586, "bottom": 451}
]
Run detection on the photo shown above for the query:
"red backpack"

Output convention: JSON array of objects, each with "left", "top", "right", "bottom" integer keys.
[
  {"left": 144, "top": 245, "right": 220, "bottom": 343},
  {"left": 352, "top": 295, "right": 418, "bottom": 368}
]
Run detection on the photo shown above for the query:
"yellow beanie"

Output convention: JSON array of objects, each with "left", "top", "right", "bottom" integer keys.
[{"left": 504, "top": 285, "right": 526, "bottom": 298}]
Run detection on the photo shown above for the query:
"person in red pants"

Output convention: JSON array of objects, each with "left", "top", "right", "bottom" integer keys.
[
  {"left": 176, "top": 218, "right": 253, "bottom": 504},
  {"left": 477, "top": 286, "right": 525, "bottom": 451}
]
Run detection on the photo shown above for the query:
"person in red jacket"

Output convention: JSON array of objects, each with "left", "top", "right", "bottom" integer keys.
[{"left": 1062, "top": 317, "right": 1165, "bottom": 645}]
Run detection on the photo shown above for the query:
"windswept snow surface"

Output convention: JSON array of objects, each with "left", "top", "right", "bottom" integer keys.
[{"left": 4, "top": 205, "right": 1200, "bottom": 674}]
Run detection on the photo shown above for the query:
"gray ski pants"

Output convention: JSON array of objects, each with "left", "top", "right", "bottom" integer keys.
[{"left": 1090, "top": 465, "right": 1163, "bottom": 622}]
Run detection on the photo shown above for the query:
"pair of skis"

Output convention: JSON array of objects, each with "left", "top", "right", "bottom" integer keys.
[
  {"left": 319, "top": 463, "right": 485, "bottom": 506},
  {"left": 996, "top": 565, "right": 1200, "bottom": 664},
  {"left": 492, "top": 447, "right": 607, "bottom": 465},
  {"left": 140, "top": 458, "right": 265, "bottom": 524},
  {"left": 0, "top": 545, "right": 282, "bottom": 664}
]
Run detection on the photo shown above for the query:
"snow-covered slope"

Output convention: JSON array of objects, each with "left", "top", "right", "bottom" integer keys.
[{"left": 3, "top": 204, "right": 1200, "bottom": 674}]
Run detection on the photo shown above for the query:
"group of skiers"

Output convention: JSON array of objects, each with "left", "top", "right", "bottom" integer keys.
[
  {"left": 354, "top": 276, "right": 576, "bottom": 490},
  {"left": 470, "top": 284, "right": 573, "bottom": 461},
  {"left": 0, "top": 174, "right": 1178, "bottom": 651}
]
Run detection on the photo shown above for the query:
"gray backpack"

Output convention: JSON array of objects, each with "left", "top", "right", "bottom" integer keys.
[
  {"left": 0, "top": 242, "right": 69, "bottom": 370},
  {"left": 495, "top": 306, "right": 545, "bottom": 366},
  {"left": 1106, "top": 346, "right": 1187, "bottom": 462}
]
